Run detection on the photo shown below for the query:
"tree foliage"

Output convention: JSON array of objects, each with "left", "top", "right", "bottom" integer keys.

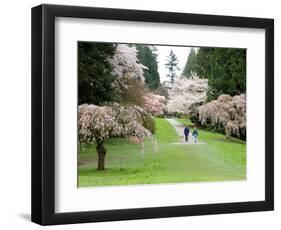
[
  {"left": 119, "top": 75, "right": 146, "bottom": 107},
  {"left": 198, "top": 94, "right": 246, "bottom": 139},
  {"left": 136, "top": 45, "right": 160, "bottom": 89},
  {"left": 142, "top": 93, "right": 166, "bottom": 116},
  {"left": 195, "top": 48, "right": 246, "bottom": 100},
  {"left": 78, "top": 42, "right": 119, "bottom": 105},
  {"left": 79, "top": 103, "right": 153, "bottom": 170},
  {"left": 111, "top": 44, "right": 146, "bottom": 82},
  {"left": 79, "top": 104, "right": 152, "bottom": 143},
  {"left": 182, "top": 48, "right": 197, "bottom": 78},
  {"left": 79, "top": 43, "right": 147, "bottom": 106},
  {"left": 165, "top": 50, "right": 180, "bottom": 85},
  {"left": 167, "top": 77, "right": 208, "bottom": 114},
  {"left": 153, "top": 83, "right": 169, "bottom": 98}
]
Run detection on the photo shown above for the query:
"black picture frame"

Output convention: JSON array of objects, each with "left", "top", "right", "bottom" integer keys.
[{"left": 31, "top": 4, "right": 274, "bottom": 225}]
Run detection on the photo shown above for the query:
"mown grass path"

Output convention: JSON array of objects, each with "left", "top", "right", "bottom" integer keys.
[
  {"left": 78, "top": 118, "right": 246, "bottom": 187},
  {"left": 166, "top": 118, "right": 206, "bottom": 144}
]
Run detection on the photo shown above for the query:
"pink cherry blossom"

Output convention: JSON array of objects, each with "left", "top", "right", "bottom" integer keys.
[
  {"left": 198, "top": 94, "right": 246, "bottom": 138},
  {"left": 142, "top": 93, "right": 166, "bottom": 116},
  {"left": 79, "top": 103, "right": 152, "bottom": 144}
]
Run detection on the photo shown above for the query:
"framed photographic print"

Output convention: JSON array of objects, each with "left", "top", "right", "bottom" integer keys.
[{"left": 31, "top": 4, "right": 274, "bottom": 225}]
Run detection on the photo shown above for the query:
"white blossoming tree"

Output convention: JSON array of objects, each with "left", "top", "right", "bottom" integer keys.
[
  {"left": 198, "top": 94, "right": 246, "bottom": 138},
  {"left": 111, "top": 44, "right": 147, "bottom": 82},
  {"left": 166, "top": 77, "right": 208, "bottom": 114},
  {"left": 79, "top": 104, "right": 152, "bottom": 170},
  {"left": 142, "top": 93, "right": 166, "bottom": 116}
]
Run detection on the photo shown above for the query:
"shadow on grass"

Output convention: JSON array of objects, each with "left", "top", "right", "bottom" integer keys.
[{"left": 79, "top": 167, "right": 143, "bottom": 176}]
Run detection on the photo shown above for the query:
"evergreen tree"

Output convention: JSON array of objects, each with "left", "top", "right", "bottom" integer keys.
[
  {"left": 165, "top": 50, "right": 180, "bottom": 85},
  {"left": 135, "top": 45, "right": 160, "bottom": 89},
  {"left": 78, "top": 42, "right": 120, "bottom": 105},
  {"left": 195, "top": 47, "right": 246, "bottom": 100},
  {"left": 182, "top": 48, "right": 197, "bottom": 78}
]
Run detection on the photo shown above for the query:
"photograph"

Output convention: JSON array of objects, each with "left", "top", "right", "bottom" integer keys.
[
  {"left": 78, "top": 42, "right": 247, "bottom": 187},
  {"left": 30, "top": 3, "right": 274, "bottom": 225}
]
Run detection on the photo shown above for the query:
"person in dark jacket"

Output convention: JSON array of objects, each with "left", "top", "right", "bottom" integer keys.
[
  {"left": 192, "top": 127, "right": 199, "bottom": 143},
  {"left": 184, "top": 126, "right": 190, "bottom": 142}
]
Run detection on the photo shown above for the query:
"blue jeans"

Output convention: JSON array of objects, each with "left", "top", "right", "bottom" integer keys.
[{"left": 193, "top": 134, "right": 198, "bottom": 142}]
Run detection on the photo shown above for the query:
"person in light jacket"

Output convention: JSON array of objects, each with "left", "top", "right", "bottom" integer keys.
[{"left": 192, "top": 127, "right": 199, "bottom": 143}]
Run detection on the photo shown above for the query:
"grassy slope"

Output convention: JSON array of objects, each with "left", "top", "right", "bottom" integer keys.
[
  {"left": 78, "top": 118, "right": 246, "bottom": 187},
  {"left": 176, "top": 118, "right": 246, "bottom": 169}
]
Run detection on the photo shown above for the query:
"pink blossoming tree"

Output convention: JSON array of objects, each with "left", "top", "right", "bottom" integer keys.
[
  {"left": 142, "top": 93, "right": 166, "bottom": 116},
  {"left": 198, "top": 94, "right": 246, "bottom": 138},
  {"left": 79, "top": 104, "right": 152, "bottom": 170}
]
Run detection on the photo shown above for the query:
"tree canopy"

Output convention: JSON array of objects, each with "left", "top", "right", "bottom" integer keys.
[
  {"left": 195, "top": 48, "right": 246, "bottom": 100},
  {"left": 167, "top": 77, "right": 208, "bottom": 114},
  {"left": 78, "top": 43, "right": 147, "bottom": 105},
  {"left": 198, "top": 94, "right": 246, "bottom": 139},
  {"left": 142, "top": 93, "right": 166, "bottom": 116},
  {"left": 78, "top": 42, "right": 119, "bottom": 105},
  {"left": 111, "top": 44, "right": 146, "bottom": 82},
  {"left": 165, "top": 50, "right": 180, "bottom": 85},
  {"left": 136, "top": 45, "right": 160, "bottom": 89},
  {"left": 79, "top": 103, "right": 153, "bottom": 170},
  {"left": 182, "top": 48, "right": 197, "bottom": 78}
]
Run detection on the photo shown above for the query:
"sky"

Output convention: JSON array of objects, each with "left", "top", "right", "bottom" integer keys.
[{"left": 155, "top": 45, "right": 191, "bottom": 83}]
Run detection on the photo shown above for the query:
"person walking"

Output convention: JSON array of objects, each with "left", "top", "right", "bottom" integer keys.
[
  {"left": 192, "top": 127, "right": 199, "bottom": 143},
  {"left": 183, "top": 126, "right": 190, "bottom": 142}
]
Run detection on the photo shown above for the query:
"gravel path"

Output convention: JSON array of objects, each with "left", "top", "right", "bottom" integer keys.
[{"left": 166, "top": 118, "right": 206, "bottom": 145}]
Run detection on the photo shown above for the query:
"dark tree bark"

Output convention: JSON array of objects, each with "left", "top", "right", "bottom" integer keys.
[{"left": 96, "top": 141, "right": 106, "bottom": 170}]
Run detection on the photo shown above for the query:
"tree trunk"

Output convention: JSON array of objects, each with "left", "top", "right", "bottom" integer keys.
[{"left": 96, "top": 141, "right": 106, "bottom": 170}]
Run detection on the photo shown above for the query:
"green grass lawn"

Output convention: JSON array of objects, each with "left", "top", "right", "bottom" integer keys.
[{"left": 78, "top": 118, "right": 246, "bottom": 187}]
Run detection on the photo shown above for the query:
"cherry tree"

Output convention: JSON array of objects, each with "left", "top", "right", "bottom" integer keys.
[
  {"left": 142, "top": 93, "right": 166, "bottom": 116},
  {"left": 198, "top": 94, "right": 246, "bottom": 138},
  {"left": 79, "top": 104, "right": 152, "bottom": 170},
  {"left": 111, "top": 44, "right": 147, "bottom": 82},
  {"left": 167, "top": 77, "right": 208, "bottom": 114}
]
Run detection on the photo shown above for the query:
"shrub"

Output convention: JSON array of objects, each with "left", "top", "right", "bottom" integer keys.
[{"left": 142, "top": 114, "right": 156, "bottom": 134}]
